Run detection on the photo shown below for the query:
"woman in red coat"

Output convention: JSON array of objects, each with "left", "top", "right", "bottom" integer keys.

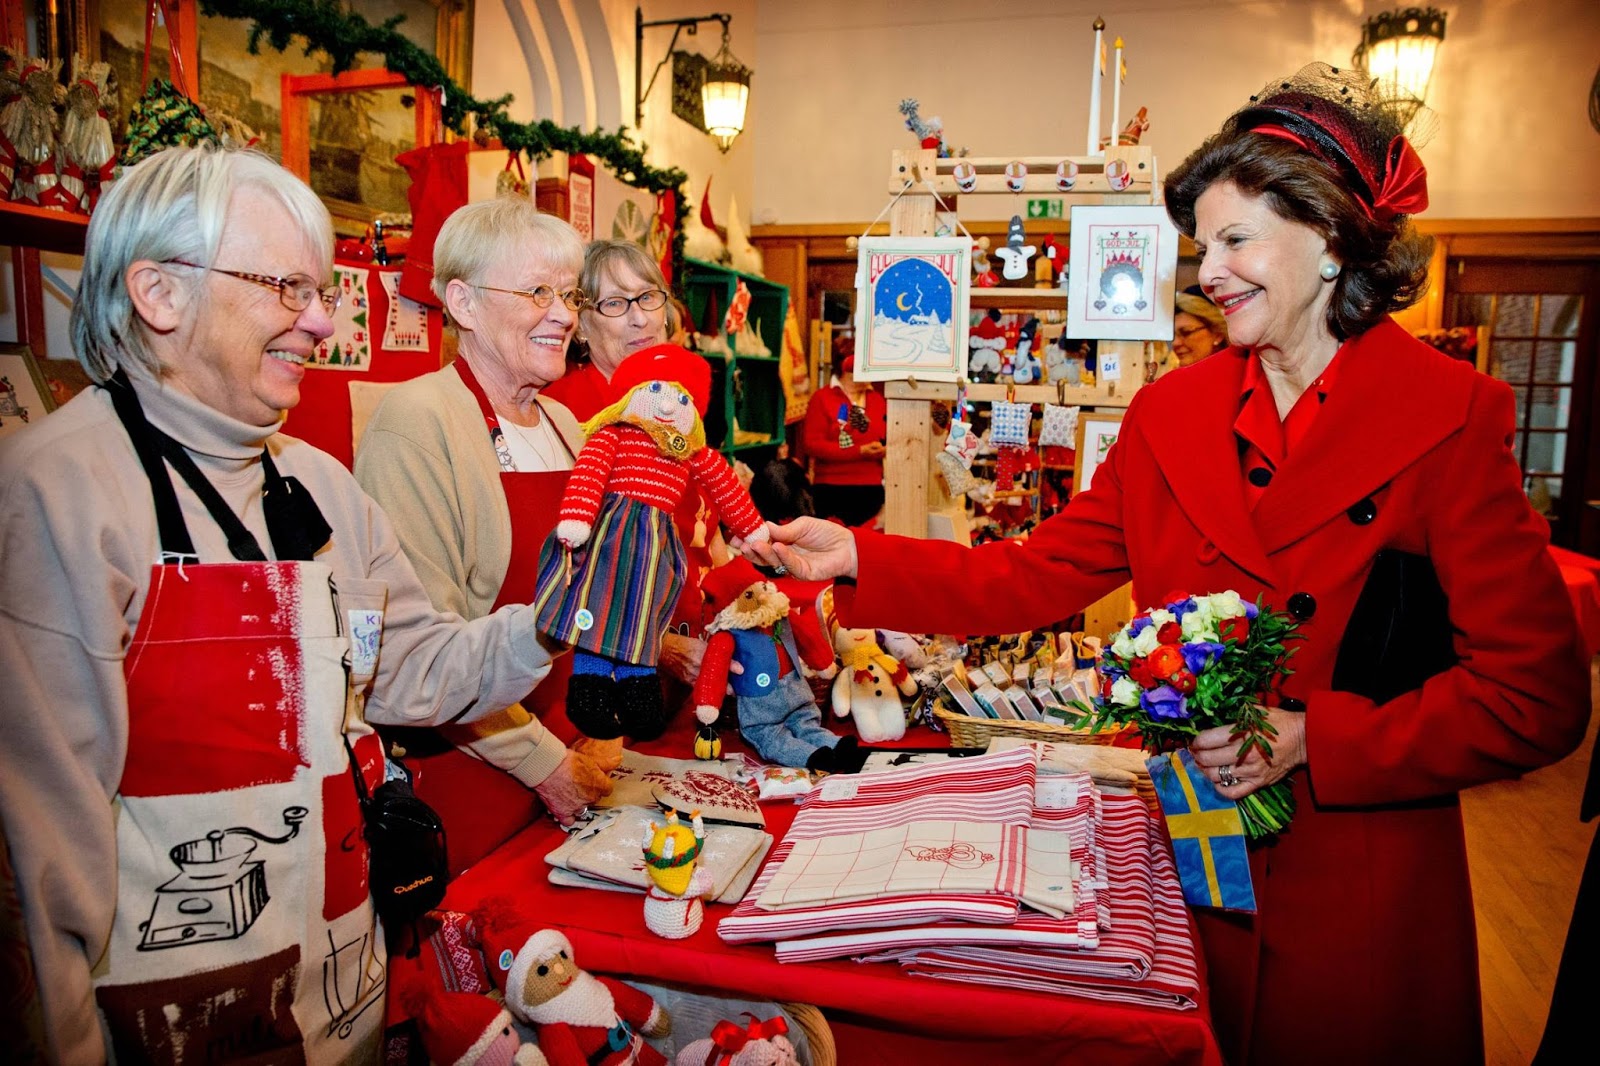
[
  {"left": 745, "top": 64, "right": 1592, "bottom": 1066},
  {"left": 801, "top": 348, "right": 888, "bottom": 527}
]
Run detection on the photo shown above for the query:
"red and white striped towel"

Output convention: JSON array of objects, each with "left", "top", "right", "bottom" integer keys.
[{"left": 718, "top": 749, "right": 1038, "bottom": 944}]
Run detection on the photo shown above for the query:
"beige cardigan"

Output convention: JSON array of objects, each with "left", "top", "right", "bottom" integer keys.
[{"left": 354, "top": 360, "right": 587, "bottom": 788}]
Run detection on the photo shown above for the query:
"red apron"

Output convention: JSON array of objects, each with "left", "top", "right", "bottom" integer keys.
[
  {"left": 93, "top": 377, "right": 390, "bottom": 1061},
  {"left": 409, "top": 362, "right": 579, "bottom": 871}
]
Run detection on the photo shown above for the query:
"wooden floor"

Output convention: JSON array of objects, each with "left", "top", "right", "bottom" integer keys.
[{"left": 1462, "top": 664, "right": 1597, "bottom": 1065}]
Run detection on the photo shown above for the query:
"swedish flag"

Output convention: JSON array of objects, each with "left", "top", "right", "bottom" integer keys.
[{"left": 1146, "top": 750, "right": 1257, "bottom": 912}]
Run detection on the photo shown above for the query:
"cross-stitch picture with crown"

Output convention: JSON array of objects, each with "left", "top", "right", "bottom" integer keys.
[{"left": 1066, "top": 204, "right": 1180, "bottom": 341}]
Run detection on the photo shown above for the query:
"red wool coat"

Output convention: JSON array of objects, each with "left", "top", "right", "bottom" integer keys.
[{"left": 837, "top": 318, "right": 1591, "bottom": 1066}]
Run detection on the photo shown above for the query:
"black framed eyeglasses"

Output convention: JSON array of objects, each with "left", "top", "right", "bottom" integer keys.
[
  {"left": 167, "top": 259, "right": 341, "bottom": 314},
  {"left": 590, "top": 288, "right": 668, "bottom": 318},
  {"left": 475, "top": 283, "right": 586, "bottom": 312}
]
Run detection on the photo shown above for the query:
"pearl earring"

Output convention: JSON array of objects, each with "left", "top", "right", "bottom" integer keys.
[{"left": 1320, "top": 260, "right": 1341, "bottom": 281}]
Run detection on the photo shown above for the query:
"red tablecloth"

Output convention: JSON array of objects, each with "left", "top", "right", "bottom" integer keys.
[
  {"left": 438, "top": 713, "right": 1222, "bottom": 1066},
  {"left": 1551, "top": 545, "right": 1600, "bottom": 657}
]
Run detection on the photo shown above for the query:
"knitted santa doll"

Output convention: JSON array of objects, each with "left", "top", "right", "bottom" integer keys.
[
  {"left": 693, "top": 557, "right": 858, "bottom": 772},
  {"left": 534, "top": 345, "right": 769, "bottom": 742},
  {"left": 411, "top": 988, "right": 548, "bottom": 1066},
  {"left": 492, "top": 928, "right": 670, "bottom": 1066}
]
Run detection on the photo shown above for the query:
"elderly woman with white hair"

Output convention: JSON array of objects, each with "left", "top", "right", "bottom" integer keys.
[
  {"left": 0, "top": 146, "right": 561, "bottom": 1062},
  {"left": 355, "top": 197, "right": 614, "bottom": 822}
]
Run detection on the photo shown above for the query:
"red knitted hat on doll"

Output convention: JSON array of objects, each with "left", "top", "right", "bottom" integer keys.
[
  {"left": 700, "top": 557, "right": 766, "bottom": 617},
  {"left": 610, "top": 344, "right": 713, "bottom": 416},
  {"left": 412, "top": 989, "right": 516, "bottom": 1066}
]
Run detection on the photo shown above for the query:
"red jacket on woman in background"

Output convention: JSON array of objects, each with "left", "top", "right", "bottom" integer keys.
[
  {"left": 801, "top": 382, "right": 887, "bottom": 487},
  {"left": 836, "top": 318, "right": 1591, "bottom": 1065}
]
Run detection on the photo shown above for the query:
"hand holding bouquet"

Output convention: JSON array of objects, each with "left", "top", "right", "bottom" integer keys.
[{"left": 1070, "top": 590, "right": 1301, "bottom": 839}]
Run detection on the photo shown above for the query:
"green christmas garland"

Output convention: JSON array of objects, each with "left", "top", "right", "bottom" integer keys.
[{"left": 197, "top": 0, "right": 688, "bottom": 276}]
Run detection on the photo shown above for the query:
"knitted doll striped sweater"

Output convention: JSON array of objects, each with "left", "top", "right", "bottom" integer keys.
[{"left": 560, "top": 423, "right": 763, "bottom": 538}]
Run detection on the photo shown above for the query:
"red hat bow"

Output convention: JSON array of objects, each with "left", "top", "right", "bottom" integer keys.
[
  {"left": 1372, "top": 135, "right": 1428, "bottom": 221},
  {"left": 703, "top": 1014, "right": 790, "bottom": 1065}
]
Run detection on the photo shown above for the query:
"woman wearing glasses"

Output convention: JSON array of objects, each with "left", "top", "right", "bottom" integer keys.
[
  {"left": 545, "top": 240, "right": 727, "bottom": 716},
  {"left": 1157, "top": 288, "right": 1230, "bottom": 377},
  {"left": 355, "top": 197, "right": 613, "bottom": 826}
]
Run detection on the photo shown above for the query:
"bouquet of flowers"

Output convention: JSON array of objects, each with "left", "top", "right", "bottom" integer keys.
[{"left": 1070, "top": 590, "right": 1301, "bottom": 839}]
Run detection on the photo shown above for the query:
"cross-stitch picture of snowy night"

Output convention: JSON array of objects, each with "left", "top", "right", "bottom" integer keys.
[{"left": 853, "top": 237, "right": 971, "bottom": 382}]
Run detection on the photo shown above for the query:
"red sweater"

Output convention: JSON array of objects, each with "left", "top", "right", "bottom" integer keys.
[
  {"left": 560, "top": 424, "right": 762, "bottom": 539},
  {"left": 801, "top": 384, "right": 887, "bottom": 486},
  {"left": 541, "top": 362, "right": 614, "bottom": 421}
]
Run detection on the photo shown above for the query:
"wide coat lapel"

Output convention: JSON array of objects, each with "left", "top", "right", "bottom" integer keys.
[
  {"left": 1139, "top": 350, "right": 1276, "bottom": 584},
  {"left": 1251, "top": 318, "right": 1475, "bottom": 554}
]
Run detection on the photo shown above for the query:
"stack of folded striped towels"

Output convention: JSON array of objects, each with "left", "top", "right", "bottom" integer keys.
[{"left": 717, "top": 742, "right": 1201, "bottom": 1010}]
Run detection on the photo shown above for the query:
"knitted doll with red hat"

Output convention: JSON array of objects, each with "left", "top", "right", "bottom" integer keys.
[
  {"left": 409, "top": 987, "right": 548, "bottom": 1066},
  {"left": 693, "top": 557, "right": 860, "bottom": 772},
  {"left": 534, "top": 345, "right": 770, "bottom": 742},
  {"left": 968, "top": 311, "right": 1005, "bottom": 381},
  {"left": 487, "top": 927, "right": 671, "bottom": 1066}
]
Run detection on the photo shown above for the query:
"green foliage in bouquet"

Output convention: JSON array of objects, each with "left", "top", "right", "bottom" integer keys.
[{"left": 1068, "top": 591, "right": 1302, "bottom": 839}]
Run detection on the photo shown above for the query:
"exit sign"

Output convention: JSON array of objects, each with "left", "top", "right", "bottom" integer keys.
[{"left": 1025, "top": 199, "right": 1064, "bottom": 220}]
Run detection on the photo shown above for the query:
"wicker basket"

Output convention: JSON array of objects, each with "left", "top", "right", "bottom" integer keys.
[{"left": 934, "top": 704, "right": 1132, "bottom": 748}]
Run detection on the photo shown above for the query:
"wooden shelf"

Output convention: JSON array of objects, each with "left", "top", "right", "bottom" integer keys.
[
  {"left": 970, "top": 288, "right": 1068, "bottom": 309},
  {"left": 1, "top": 202, "right": 89, "bottom": 256}
]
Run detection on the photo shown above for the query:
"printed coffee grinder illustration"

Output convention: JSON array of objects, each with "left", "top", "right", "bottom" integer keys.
[{"left": 138, "top": 806, "right": 308, "bottom": 951}]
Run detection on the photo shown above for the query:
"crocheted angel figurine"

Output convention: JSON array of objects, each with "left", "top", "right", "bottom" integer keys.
[
  {"left": 535, "top": 345, "right": 769, "bottom": 743},
  {"left": 641, "top": 807, "right": 714, "bottom": 940}
]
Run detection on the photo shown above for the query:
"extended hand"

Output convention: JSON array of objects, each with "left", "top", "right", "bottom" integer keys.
[
  {"left": 533, "top": 749, "right": 613, "bottom": 826},
  {"left": 740, "top": 517, "right": 859, "bottom": 581},
  {"left": 555, "top": 519, "right": 592, "bottom": 549},
  {"left": 1188, "top": 707, "right": 1307, "bottom": 799},
  {"left": 659, "top": 632, "right": 706, "bottom": 684}
]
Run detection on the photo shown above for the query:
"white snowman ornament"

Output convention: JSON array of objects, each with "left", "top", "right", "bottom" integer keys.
[{"left": 992, "top": 215, "right": 1037, "bottom": 282}]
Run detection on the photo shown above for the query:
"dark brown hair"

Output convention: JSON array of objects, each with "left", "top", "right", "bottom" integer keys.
[{"left": 1165, "top": 128, "right": 1432, "bottom": 340}]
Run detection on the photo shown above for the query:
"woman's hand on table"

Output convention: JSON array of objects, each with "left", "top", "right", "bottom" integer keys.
[
  {"left": 738, "top": 517, "right": 859, "bottom": 582},
  {"left": 659, "top": 632, "right": 706, "bottom": 684},
  {"left": 534, "top": 749, "right": 614, "bottom": 826},
  {"left": 1188, "top": 706, "right": 1307, "bottom": 799}
]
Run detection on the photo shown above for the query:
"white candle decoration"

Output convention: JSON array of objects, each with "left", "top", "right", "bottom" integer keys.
[
  {"left": 1087, "top": 17, "right": 1105, "bottom": 157},
  {"left": 1111, "top": 37, "right": 1124, "bottom": 150}
]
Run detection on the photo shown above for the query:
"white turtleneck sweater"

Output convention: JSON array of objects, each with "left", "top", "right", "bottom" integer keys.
[{"left": 0, "top": 368, "right": 554, "bottom": 1064}]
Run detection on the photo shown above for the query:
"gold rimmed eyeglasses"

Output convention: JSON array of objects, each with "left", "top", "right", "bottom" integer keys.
[
  {"left": 167, "top": 259, "right": 342, "bottom": 314},
  {"left": 475, "top": 283, "right": 586, "bottom": 312}
]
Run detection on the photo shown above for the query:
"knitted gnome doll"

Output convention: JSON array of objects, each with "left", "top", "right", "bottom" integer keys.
[
  {"left": 694, "top": 557, "right": 860, "bottom": 772},
  {"left": 829, "top": 624, "right": 918, "bottom": 744},
  {"left": 411, "top": 987, "right": 548, "bottom": 1066},
  {"left": 968, "top": 311, "right": 1005, "bottom": 381},
  {"left": 494, "top": 928, "right": 671, "bottom": 1066},
  {"left": 535, "top": 345, "right": 770, "bottom": 742},
  {"left": 640, "top": 807, "right": 715, "bottom": 939}
]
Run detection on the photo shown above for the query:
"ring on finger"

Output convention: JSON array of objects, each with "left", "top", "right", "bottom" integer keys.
[{"left": 1218, "top": 765, "right": 1238, "bottom": 788}]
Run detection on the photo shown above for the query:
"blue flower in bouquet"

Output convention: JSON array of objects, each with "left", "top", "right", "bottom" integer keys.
[
  {"left": 1141, "top": 684, "right": 1189, "bottom": 720},
  {"left": 1243, "top": 600, "right": 1259, "bottom": 619},
  {"left": 1182, "top": 641, "right": 1226, "bottom": 676},
  {"left": 1128, "top": 615, "right": 1154, "bottom": 638},
  {"left": 1168, "top": 597, "right": 1201, "bottom": 622}
]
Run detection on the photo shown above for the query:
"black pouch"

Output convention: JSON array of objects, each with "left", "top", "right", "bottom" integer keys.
[
  {"left": 345, "top": 740, "right": 449, "bottom": 952},
  {"left": 1330, "top": 549, "right": 1459, "bottom": 704}
]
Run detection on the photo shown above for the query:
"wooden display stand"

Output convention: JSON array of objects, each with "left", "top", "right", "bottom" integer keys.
[{"left": 879, "top": 147, "right": 1160, "bottom": 639}]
